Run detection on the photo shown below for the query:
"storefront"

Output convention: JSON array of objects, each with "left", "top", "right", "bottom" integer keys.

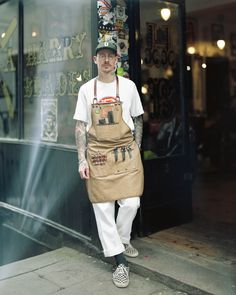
[{"left": 0, "top": 0, "right": 191, "bottom": 255}]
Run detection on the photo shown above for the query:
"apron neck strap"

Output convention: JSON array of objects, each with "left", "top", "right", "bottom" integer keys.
[{"left": 93, "top": 76, "right": 120, "bottom": 103}]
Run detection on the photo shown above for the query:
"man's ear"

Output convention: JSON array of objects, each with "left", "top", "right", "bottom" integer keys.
[{"left": 93, "top": 56, "right": 97, "bottom": 64}]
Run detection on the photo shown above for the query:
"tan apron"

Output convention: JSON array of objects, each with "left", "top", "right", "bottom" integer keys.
[{"left": 86, "top": 76, "right": 144, "bottom": 203}]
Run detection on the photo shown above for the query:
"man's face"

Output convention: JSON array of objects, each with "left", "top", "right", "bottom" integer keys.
[{"left": 94, "top": 49, "right": 117, "bottom": 74}]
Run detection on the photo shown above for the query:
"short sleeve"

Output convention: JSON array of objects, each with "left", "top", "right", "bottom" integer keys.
[
  {"left": 73, "top": 85, "right": 88, "bottom": 123},
  {"left": 130, "top": 83, "right": 144, "bottom": 117}
]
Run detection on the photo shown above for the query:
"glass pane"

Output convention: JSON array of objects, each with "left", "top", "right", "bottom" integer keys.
[
  {"left": 0, "top": 1, "right": 18, "bottom": 139},
  {"left": 24, "top": 0, "right": 92, "bottom": 145},
  {"left": 140, "top": 0, "right": 184, "bottom": 159}
]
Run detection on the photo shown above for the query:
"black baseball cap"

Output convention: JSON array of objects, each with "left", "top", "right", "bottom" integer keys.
[{"left": 95, "top": 41, "right": 117, "bottom": 55}]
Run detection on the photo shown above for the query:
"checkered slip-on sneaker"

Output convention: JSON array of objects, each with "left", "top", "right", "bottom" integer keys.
[
  {"left": 112, "top": 264, "right": 129, "bottom": 288},
  {"left": 123, "top": 243, "right": 139, "bottom": 258}
]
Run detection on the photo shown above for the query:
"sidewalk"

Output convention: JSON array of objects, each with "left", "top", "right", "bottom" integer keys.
[
  {"left": 0, "top": 247, "right": 187, "bottom": 295},
  {"left": 0, "top": 223, "right": 235, "bottom": 295}
]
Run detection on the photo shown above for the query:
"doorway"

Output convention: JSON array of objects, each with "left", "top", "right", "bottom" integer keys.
[
  {"left": 135, "top": 0, "right": 192, "bottom": 235},
  {"left": 144, "top": 0, "right": 236, "bottom": 268},
  {"left": 132, "top": 0, "right": 236, "bottom": 267},
  {"left": 185, "top": 0, "right": 236, "bottom": 230},
  {"left": 191, "top": 56, "right": 236, "bottom": 228}
]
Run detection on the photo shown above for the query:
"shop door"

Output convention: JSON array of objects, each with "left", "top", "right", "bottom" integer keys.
[{"left": 134, "top": 0, "right": 192, "bottom": 235}]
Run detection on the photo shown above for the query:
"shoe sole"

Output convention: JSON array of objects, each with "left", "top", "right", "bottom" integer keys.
[
  {"left": 123, "top": 252, "right": 139, "bottom": 258},
  {"left": 113, "top": 280, "right": 129, "bottom": 288}
]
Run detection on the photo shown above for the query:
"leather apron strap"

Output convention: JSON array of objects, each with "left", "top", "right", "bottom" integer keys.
[{"left": 93, "top": 76, "right": 120, "bottom": 103}]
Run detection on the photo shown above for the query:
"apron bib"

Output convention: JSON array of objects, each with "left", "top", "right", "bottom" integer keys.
[{"left": 86, "top": 76, "right": 144, "bottom": 203}]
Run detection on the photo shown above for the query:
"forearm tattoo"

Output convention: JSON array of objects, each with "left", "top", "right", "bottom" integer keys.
[
  {"left": 75, "top": 120, "right": 88, "bottom": 169},
  {"left": 133, "top": 115, "right": 143, "bottom": 148}
]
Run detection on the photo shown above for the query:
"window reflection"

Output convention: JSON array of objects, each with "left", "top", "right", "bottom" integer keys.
[
  {"left": 24, "top": 0, "right": 92, "bottom": 145},
  {"left": 140, "top": 0, "right": 183, "bottom": 159},
  {"left": 0, "top": 2, "right": 18, "bottom": 138}
]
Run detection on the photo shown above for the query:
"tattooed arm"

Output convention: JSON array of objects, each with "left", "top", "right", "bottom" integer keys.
[
  {"left": 133, "top": 115, "right": 143, "bottom": 149},
  {"left": 75, "top": 120, "right": 90, "bottom": 179}
]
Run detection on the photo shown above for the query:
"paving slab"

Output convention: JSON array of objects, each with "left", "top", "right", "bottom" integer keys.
[{"left": 0, "top": 247, "right": 188, "bottom": 295}]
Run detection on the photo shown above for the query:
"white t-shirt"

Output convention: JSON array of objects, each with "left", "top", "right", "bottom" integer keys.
[{"left": 73, "top": 76, "right": 144, "bottom": 131}]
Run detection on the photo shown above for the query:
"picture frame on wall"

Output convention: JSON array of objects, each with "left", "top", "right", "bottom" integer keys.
[
  {"left": 211, "top": 23, "right": 224, "bottom": 42},
  {"left": 146, "top": 22, "right": 155, "bottom": 48},
  {"left": 230, "top": 33, "right": 236, "bottom": 56},
  {"left": 230, "top": 61, "right": 236, "bottom": 82},
  {"left": 155, "top": 26, "right": 169, "bottom": 49},
  {"left": 186, "top": 18, "right": 197, "bottom": 45}
]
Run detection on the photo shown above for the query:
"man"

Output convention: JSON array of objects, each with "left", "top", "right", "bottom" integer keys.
[{"left": 73, "top": 41, "right": 144, "bottom": 288}]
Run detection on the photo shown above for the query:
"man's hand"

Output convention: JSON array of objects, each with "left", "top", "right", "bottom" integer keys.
[{"left": 79, "top": 159, "right": 90, "bottom": 179}]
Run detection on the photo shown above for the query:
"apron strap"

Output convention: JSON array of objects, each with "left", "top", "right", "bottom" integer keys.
[
  {"left": 93, "top": 78, "right": 98, "bottom": 103},
  {"left": 93, "top": 76, "right": 120, "bottom": 103},
  {"left": 116, "top": 75, "right": 120, "bottom": 100}
]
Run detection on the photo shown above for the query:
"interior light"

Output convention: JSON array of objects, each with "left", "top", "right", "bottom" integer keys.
[
  {"left": 1, "top": 32, "right": 5, "bottom": 38},
  {"left": 187, "top": 66, "right": 191, "bottom": 71},
  {"left": 166, "top": 67, "right": 173, "bottom": 77},
  {"left": 32, "top": 31, "right": 37, "bottom": 37},
  {"left": 141, "top": 84, "right": 148, "bottom": 95},
  {"left": 187, "top": 46, "right": 196, "bottom": 55},
  {"left": 202, "top": 63, "right": 207, "bottom": 69},
  {"left": 217, "top": 39, "right": 225, "bottom": 50},
  {"left": 161, "top": 8, "right": 171, "bottom": 21}
]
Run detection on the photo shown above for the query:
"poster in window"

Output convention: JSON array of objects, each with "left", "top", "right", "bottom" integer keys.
[{"left": 41, "top": 99, "right": 58, "bottom": 142}]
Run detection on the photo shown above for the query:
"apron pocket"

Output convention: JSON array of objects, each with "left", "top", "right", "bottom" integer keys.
[
  {"left": 88, "top": 150, "right": 112, "bottom": 177},
  {"left": 95, "top": 124, "right": 121, "bottom": 141},
  {"left": 92, "top": 103, "right": 121, "bottom": 141},
  {"left": 113, "top": 161, "right": 137, "bottom": 174},
  {"left": 113, "top": 144, "right": 139, "bottom": 175}
]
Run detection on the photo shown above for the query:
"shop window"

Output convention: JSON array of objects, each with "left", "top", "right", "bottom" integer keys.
[
  {"left": 140, "top": 0, "right": 184, "bottom": 159},
  {"left": 24, "top": 0, "right": 92, "bottom": 145},
  {"left": 0, "top": 1, "right": 18, "bottom": 139}
]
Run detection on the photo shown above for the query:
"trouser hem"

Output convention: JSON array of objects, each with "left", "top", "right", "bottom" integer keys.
[
  {"left": 120, "top": 239, "right": 130, "bottom": 245},
  {"left": 103, "top": 245, "right": 125, "bottom": 257}
]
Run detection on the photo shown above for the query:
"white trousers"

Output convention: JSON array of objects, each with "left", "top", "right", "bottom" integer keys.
[{"left": 92, "top": 197, "right": 140, "bottom": 257}]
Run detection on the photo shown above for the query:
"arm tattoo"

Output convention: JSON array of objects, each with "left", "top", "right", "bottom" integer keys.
[
  {"left": 75, "top": 120, "right": 88, "bottom": 169},
  {"left": 133, "top": 115, "right": 143, "bottom": 148}
]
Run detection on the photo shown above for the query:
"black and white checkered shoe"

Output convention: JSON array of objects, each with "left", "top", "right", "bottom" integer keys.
[
  {"left": 123, "top": 243, "right": 139, "bottom": 258},
  {"left": 112, "top": 264, "right": 129, "bottom": 288}
]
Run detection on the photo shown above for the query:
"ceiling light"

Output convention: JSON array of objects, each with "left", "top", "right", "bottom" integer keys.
[
  {"left": 161, "top": 8, "right": 171, "bottom": 21},
  {"left": 217, "top": 39, "right": 225, "bottom": 50},
  {"left": 1, "top": 32, "right": 5, "bottom": 38},
  {"left": 202, "top": 63, "right": 207, "bottom": 69},
  {"left": 187, "top": 46, "right": 196, "bottom": 55}
]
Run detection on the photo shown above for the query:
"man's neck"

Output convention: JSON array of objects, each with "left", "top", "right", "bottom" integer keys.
[{"left": 97, "top": 72, "right": 116, "bottom": 83}]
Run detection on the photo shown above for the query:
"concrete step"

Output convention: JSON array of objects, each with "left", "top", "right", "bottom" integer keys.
[{"left": 128, "top": 238, "right": 236, "bottom": 295}]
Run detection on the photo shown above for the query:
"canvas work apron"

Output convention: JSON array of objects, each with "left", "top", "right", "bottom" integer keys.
[{"left": 86, "top": 76, "right": 144, "bottom": 203}]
